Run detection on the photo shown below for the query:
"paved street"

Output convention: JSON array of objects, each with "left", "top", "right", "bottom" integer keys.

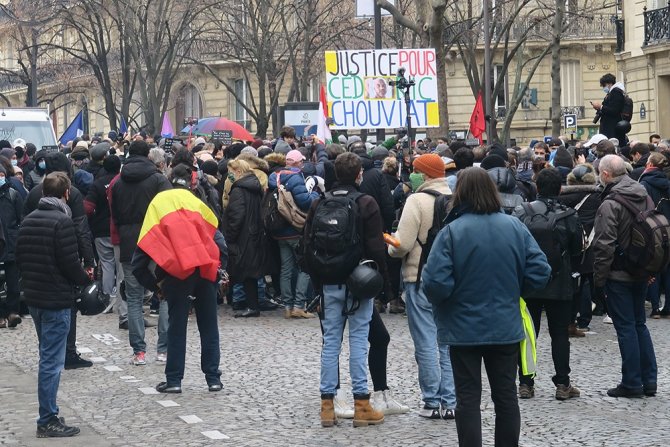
[{"left": 0, "top": 304, "right": 668, "bottom": 446}]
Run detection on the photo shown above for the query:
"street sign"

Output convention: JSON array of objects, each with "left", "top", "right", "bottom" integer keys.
[
  {"left": 211, "top": 130, "right": 233, "bottom": 145},
  {"left": 563, "top": 113, "right": 578, "bottom": 133},
  {"left": 42, "top": 145, "right": 59, "bottom": 153}
]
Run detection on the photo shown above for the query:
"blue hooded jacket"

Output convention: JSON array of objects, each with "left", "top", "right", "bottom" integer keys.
[
  {"left": 422, "top": 210, "right": 551, "bottom": 346},
  {"left": 268, "top": 168, "right": 320, "bottom": 239}
]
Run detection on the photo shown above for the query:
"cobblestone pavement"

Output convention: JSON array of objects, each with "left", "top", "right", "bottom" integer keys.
[{"left": 0, "top": 305, "right": 668, "bottom": 446}]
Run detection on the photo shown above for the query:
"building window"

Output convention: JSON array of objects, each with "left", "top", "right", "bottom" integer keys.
[
  {"left": 233, "top": 79, "right": 248, "bottom": 128},
  {"left": 175, "top": 83, "right": 202, "bottom": 128},
  {"left": 308, "top": 78, "right": 320, "bottom": 102},
  {"left": 560, "top": 60, "right": 582, "bottom": 108}
]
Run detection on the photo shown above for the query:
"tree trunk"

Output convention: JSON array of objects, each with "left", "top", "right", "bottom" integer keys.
[
  {"left": 429, "top": 3, "right": 448, "bottom": 138},
  {"left": 550, "top": 0, "right": 564, "bottom": 137}
]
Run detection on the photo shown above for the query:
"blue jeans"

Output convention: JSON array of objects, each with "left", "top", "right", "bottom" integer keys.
[
  {"left": 122, "top": 263, "right": 146, "bottom": 354},
  {"left": 405, "top": 282, "right": 456, "bottom": 409},
  {"left": 30, "top": 307, "right": 71, "bottom": 426},
  {"left": 157, "top": 300, "right": 169, "bottom": 354},
  {"left": 320, "top": 284, "right": 373, "bottom": 396},
  {"left": 164, "top": 271, "right": 221, "bottom": 386},
  {"left": 606, "top": 280, "right": 657, "bottom": 390},
  {"left": 278, "top": 239, "right": 309, "bottom": 310},
  {"left": 232, "top": 278, "right": 267, "bottom": 304}
]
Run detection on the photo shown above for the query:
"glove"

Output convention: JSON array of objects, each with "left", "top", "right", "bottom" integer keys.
[
  {"left": 313, "top": 176, "right": 326, "bottom": 194},
  {"left": 304, "top": 176, "right": 316, "bottom": 193}
]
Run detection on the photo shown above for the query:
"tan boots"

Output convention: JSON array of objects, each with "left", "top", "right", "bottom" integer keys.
[
  {"left": 353, "top": 395, "right": 384, "bottom": 427},
  {"left": 321, "top": 398, "right": 337, "bottom": 427}
]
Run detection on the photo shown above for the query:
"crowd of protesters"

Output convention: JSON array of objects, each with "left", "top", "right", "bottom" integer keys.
[{"left": 1, "top": 123, "right": 667, "bottom": 445}]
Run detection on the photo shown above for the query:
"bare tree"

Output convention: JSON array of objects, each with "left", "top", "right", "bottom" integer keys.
[{"left": 116, "top": 0, "right": 220, "bottom": 133}]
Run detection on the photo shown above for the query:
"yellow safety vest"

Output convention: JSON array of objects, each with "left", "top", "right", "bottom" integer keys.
[{"left": 519, "top": 298, "right": 537, "bottom": 377}]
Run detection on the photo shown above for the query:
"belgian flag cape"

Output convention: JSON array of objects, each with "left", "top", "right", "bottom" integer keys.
[{"left": 138, "top": 189, "right": 220, "bottom": 282}]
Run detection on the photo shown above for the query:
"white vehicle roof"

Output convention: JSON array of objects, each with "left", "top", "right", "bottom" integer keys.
[{"left": 0, "top": 107, "right": 52, "bottom": 122}]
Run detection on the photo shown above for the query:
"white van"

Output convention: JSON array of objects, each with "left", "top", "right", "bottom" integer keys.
[{"left": 0, "top": 107, "right": 58, "bottom": 151}]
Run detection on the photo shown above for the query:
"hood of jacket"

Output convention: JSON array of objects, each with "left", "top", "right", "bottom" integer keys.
[
  {"left": 639, "top": 168, "right": 670, "bottom": 193},
  {"left": 45, "top": 152, "right": 72, "bottom": 177},
  {"left": 612, "top": 81, "right": 625, "bottom": 93},
  {"left": 120, "top": 156, "right": 160, "bottom": 183},
  {"left": 559, "top": 184, "right": 600, "bottom": 207},
  {"left": 602, "top": 174, "right": 647, "bottom": 203},
  {"left": 237, "top": 153, "right": 269, "bottom": 173},
  {"left": 232, "top": 172, "right": 262, "bottom": 195},
  {"left": 415, "top": 177, "right": 452, "bottom": 195},
  {"left": 487, "top": 167, "right": 517, "bottom": 193}
]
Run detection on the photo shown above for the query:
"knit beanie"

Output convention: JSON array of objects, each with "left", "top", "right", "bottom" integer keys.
[
  {"left": 567, "top": 164, "right": 597, "bottom": 185},
  {"left": 413, "top": 153, "right": 445, "bottom": 179},
  {"left": 480, "top": 154, "right": 507, "bottom": 170},
  {"left": 553, "top": 146, "right": 574, "bottom": 169}
]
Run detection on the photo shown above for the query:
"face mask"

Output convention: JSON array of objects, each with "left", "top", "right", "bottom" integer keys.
[
  {"left": 603, "top": 87, "right": 610, "bottom": 94},
  {"left": 38, "top": 160, "right": 46, "bottom": 170},
  {"left": 10, "top": 159, "right": 17, "bottom": 166},
  {"left": 227, "top": 173, "right": 235, "bottom": 183},
  {"left": 0, "top": 177, "right": 5, "bottom": 187}
]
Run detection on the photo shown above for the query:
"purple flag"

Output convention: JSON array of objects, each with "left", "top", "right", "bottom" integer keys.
[{"left": 161, "top": 112, "right": 174, "bottom": 138}]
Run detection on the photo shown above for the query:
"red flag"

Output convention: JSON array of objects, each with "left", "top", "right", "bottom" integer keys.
[{"left": 469, "top": 91, "right": 486, "bottom": 144}]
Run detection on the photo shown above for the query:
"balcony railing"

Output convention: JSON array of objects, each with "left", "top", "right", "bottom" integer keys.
[
  {"left": 615, "top": 18, "right": 625, "bottom": 52},
  {"left": 643, "top": 4, "right": 670, "bottom": 46},
  {"left": 445, "top": 13, "right": 617, "bottom": 44},
  {"left": 495, "top": 105, "right": 585, "bottom": 121}
]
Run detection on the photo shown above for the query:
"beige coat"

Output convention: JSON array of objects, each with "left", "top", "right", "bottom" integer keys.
[
  {"left": 222, "top": 154, "right": 269, "bottom": 209},
  {"left": 388, "top": 177, "right": 452, "bottom": 283}
]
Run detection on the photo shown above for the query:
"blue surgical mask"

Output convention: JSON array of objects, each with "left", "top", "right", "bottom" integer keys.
[
  {"left": 38, "top": 160, "right": 46, "bottom": 170},
  {"left": 10, "top": 159, "right": 17, "bottom": 166},
  {"left": 0, "top": 177, "right": 5, "bottom": 187},
  {"left": 603, "top": 87, "right": 610, "bottom": 94}
]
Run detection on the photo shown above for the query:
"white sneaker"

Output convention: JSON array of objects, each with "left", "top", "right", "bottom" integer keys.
[
  {"left": 603, "top": 314, "right": 613, "bottom": 324},
  {"left": 156, "top": 352, "right": 167, "bottom": 363},
  {"left": 333, "top": 389, "right": 354, "bottom": 419},
  {"left": 372, "top": 389, "right": 410, "bottom": 415}
]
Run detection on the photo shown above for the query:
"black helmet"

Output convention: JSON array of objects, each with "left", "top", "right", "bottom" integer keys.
[
  {"left": 346, "top": 260, "right": 383, "bottom": 300},
  {"left": 75, "top": 281, "right": 108, "bottom": 316},
  {"left": 615, "top": 120, "right": 632, "bottom": 135}
]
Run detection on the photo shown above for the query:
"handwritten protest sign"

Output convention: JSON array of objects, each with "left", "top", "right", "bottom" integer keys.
[{"left": 325, "top": 49, "right": 439, "bottom": 130}]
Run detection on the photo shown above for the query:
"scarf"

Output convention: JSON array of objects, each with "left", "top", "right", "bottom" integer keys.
[{"left": 39, "top": 196, "right": 72, "bottom": 217}]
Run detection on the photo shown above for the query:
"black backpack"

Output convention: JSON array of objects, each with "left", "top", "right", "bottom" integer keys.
[
  {"left": 609, "top": 194, "right": 670, "bottom": 275},
  {"left": 520, "top": 201, "right": 576, "bottom": 278},
  {"left": 261, "top": 188, "right": 287, "bottom": 233},
  {"left": 302, "top": 189, "right": 363, "bottom": 284},
  {"left": 416, "top": 190, "right": 451, "bottom": 283},
  {"left": 621, "top": 94, "right": 634, "bottom": 122}
]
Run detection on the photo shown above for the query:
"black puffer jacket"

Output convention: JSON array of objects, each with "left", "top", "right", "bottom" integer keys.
[
  {"left": 0, "top": 183, "right": 23, "bottom": 262},
  {"left": 358, "top": 154, "right": 394, "bottom": 231},
  {"left": 224, "top": 174, "right": 265, "bottom": 281},
  {"left": 559, "top": 184, "right": 601, "bottom": 274},
  {"left": 16, "top": 199, "right": 89, "bottom": 309},
  {"left": 630, "top": 153, "right": 651, "bottom": 181},
  {"left": 24, "top": 153, "right": 95, "bottom": 268},
  {"left": 111, "top": 156, "right": 172, "bottom": 262},
  {"left": 599, "top": 86, "right": 625, "bottom": 141},
  {"left": 487, "top": 167, "right": 524, "bottom": 214}
]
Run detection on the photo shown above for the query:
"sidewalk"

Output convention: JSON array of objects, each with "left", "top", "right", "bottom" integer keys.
[{"left": 0, "top": 362, "right": 113, "bottom": 446}]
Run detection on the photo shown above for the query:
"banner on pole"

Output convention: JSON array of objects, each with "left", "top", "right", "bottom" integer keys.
[{"left": 325, "top": 49, "right": 439, "bottom": 130}]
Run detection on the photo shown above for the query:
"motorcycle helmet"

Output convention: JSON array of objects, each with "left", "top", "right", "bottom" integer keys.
[
  {"left": 346, "top": 260, "right": 383, "bottom": 300},
  {"left": 75, "top": 281, "right": 108, "bottom": 316},
  {"left": 615, "top": 120, "right": 632, "bottom": 135}
]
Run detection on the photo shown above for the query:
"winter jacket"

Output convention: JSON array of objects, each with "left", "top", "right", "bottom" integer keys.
[
  {"left": 222, "top": 155, "right": 269, "bottom": 209},
  {"left": 24, "top": 167, "right": 43, "bottom": 191},
  {"left": 639, "top": 168, "right": 670, "bottom": 218},
  {"left": 559, "top": 184, "right": 601, "bottom": 274},
  {"left": 630, "top": 153, "right": 651, "bottom": 181},
  {"left": 16, "top": 199, "right": 89, "bottom": 309},
  {"left": 84, "top": 168, "right": 116, "bottom": 238},
  {"left": 224, "top": 174, "right": 265, "bottom": 281},
  {"left": 516, "top": 167, "right": 537, "bottom": 202},
  {"left": 599, "top": 83, "right": 626, "bottom": 142},
  {"left": 487, "top": 167, "right": 524, "bottom": 214},
  {"left": 593, "top": 175, "right": 650, "bottom": 287},
  {"left": 0, "top": 183, "right": 23, "bottom": 262},
  {"left": 8, "top": 177, "right": 27, "bottom": 200},
  {"left": 110, "top": 155, "right": 172, "bottom": 262},
  {"left": 422, "top": 210, "right": 551, "bottom": 346},
  {"left": 267, "top": 168, "right": 320, "bottom": 239},
  {"left": 25, "top": 182, "right": 94, "bottom": 268},
  {"left": 304, "top": 183, "right": 392, "bottom": 296},
  {"left": 388, "top": 178, "right": 451, "bottom": 282},
  {"left": 384, "top": 171, "right": 400, "bottom": 193},
  {"left": 85, "top": 161, "right": 104, "bottom": 179},
  {"left": 358, "top": 154, "right": 395, "bottom": 231},
  {"left": 513, "top": 197, "right": 583, "bottom": 301}
]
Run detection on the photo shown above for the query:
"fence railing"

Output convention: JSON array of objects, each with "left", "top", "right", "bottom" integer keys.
[{"left": 643, "top": 4, "right": 670, "bottom": 46}]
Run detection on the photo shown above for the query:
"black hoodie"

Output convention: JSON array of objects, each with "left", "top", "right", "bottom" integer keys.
[
  {"left": 111, "top": 155, "right": 172, "bottom": 262},
  {"left": 24, "top": 152, "right": 95, "bottom": 266},
  {"left": 357, "top": 153, "right": 395, "bottom": 231},
  {"left": 639, "top": 168, "right": 670, "bottom": 219}
]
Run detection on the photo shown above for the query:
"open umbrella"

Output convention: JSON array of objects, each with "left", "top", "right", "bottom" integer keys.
[{"left": 187, "top": 117, "right": 254, "bottom": 142}]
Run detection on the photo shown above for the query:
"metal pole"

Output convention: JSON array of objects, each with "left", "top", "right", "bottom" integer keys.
[
  {"left": 30, "top": 28, "right": 38, "bottom": 107},
  {"left": 374, "top": 1, "right": 385, "bottom": 143},
  {"left": 482, "top": 0, "right": 492, "bottom": 144}
]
